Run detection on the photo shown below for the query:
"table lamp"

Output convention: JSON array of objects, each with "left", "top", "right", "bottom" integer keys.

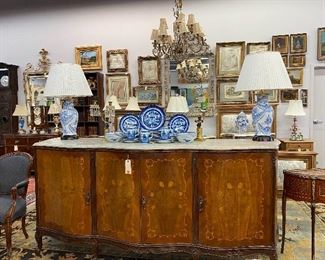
[
  {"left": 125, "top": 97, "right": 141, "bottom": 112},
  {"left": 12, "top": 104, "right": 29, "bottom": 134},
  {"left": 285, "top": 99, "right": 306, "bottom": 141},
  {"left": 235, "top": 51, "right": 292, "bottom": 141},
  {"left": 43, "top": 63, "right": 93, "bottom": 140},
  {"left": 48, "top": 102, "right": 62, "bottom": 134},
  {"left": 166, "top": 95, "right": 189, "bottom": 114},
  {"left": 103, "top": 95, "right": 121, "bottom": 133}
]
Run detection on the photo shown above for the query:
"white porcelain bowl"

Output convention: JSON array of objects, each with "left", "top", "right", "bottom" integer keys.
[
  {"left": 176, "top": 132, "right": 196, "bottom": 143},
  {"left": 105, "top": 132, "right": 123, "bottom": 142}
]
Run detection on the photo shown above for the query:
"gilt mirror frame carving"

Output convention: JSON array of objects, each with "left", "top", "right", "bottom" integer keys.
[
  {"left": 23, "top": 48, "right": 51, "bottom": 128},
  {"left": 163, "top": 54, "right": 216, "bottom": 117}
]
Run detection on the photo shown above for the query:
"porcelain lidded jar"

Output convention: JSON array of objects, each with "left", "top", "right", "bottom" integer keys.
[{"left": 235, "top": 111, "right": 249, "bottom": 134}]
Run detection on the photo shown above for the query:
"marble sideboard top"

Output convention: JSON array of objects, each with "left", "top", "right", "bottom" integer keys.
[{"left": 33, "top": 137, "right": 280, "bottom": 151}]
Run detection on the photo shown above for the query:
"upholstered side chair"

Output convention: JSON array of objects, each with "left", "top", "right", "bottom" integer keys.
[{"left": 0, "top": 152, "right": 33, "bottom": 256}]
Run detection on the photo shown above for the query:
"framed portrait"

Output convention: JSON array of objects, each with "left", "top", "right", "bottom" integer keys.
[
  {"left": 106, "top": 73, "right": 131, "bottom": 105},
  {"left": 272, "top": 35, "right": 289, "bottom": 54},
  {"left": 216, "top": 41, "right": 245, "bottom": 77},
  {"left": 246, "top": 42, "right": 271, "bottom": 54},
  {"left": 217, "top": 78, "right": 250, "bottom": 104},
  {"left": 287, "top": 68, "right": 304, "bottom": 87},
  {"left": 300, "top": 89, "right": 308, "bottom": 107},
  {"left": 107, "top": 49, "right": 128, "bottom": 72},
  {"left": 282, "top": 55, "right": 288, "bottom": 67},
  {"left": 290, "top": 33, "right": 307, "bottom": 54},
  {"left": 75, "top": 45, "right": 102, "bottom": 70},
  {"left": 280, "top": 89, "right": 299, "bottom": 102},
  {"left": 253, "top": 90, "right": 279, "bottom": 104},
  {"left": 138, "top": 56, "right": 161, "bottom": 85},
  {"left": 289, "top": 54, "right": 306, "bottom": 67},
  {"left": 317, "top": 27, "right": 325, "bottom": 61},
  {"left": 133, "top": 85, "right": 162, "bottom": 106}
]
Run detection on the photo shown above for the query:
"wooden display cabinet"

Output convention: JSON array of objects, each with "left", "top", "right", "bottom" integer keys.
[
  {"left": 74, "top": 72, "right": 104, "bottom": 136},
  {"left": 0, "top": 63, "right": 18, "bottom": 155}
]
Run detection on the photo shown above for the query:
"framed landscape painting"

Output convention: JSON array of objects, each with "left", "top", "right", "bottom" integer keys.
[
  {"left": 272, "top": 35, "right": 289, "bottom": 54},
  {"left": 246, "top": 42, "right": 271, "bottom": 54},
  {"left": 317, "top": 27, "right": 325, "bottom": 61},
  {"left": 216, "top": 41, "right": 245, "bottom": 77},
  {"left": 253, "top": 90, "right": 279, "bottom": 104},
  {"left": 106, "top": 73, "right": 131, "bottom": 105},
  {"left": 133, "top": 85, "right": 162, "bottom": 106},
  {"left": 75, "top": 45, "right": 102, "bottom": 70},
  {"left": 287, "top": 68, "right": 304, "bottom": 87},
  {"left": 217, "top": 78, "right": 250, "bottom": 104},
  {"left": 289, "top": 55, "right": 306, "bottom": 67},
  {"left": 107, "top": 49, "right": 128, "bottom": 72},
  {"left": 281, "top": 89, "right": 299, "bottom": 102}
]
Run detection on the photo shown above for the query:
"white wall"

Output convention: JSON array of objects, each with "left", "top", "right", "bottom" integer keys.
[{"left": 1, "top": 0, "right": 324, "bottom": 137}]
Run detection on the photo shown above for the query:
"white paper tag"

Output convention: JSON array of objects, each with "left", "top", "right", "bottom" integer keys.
[
  {"left": 125, "top": 159, "right": 132, "bottom": 175},
  {"left": 14, "top": 145, "right": 18, "bottom": 151}
]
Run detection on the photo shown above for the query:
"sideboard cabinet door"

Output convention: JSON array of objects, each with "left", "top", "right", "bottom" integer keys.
[
  {"left": 141, "top": 152, "right": 193, "bottom": 244},
  {"left": 197, "top": 152, "right": 276, "bottom": 248},
  {"left": 96, "top": 151, "right": 141, "bottom": 242},
  {"left": 36, "top": 150, "right": 92, "bottom": 235}
]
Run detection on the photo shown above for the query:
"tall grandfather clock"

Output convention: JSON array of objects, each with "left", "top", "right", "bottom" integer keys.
[{"left": 0, "top": 62, "right": 18, "bottom": 154}]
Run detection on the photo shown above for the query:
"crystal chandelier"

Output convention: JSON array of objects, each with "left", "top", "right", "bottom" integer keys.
[
  {"left": 150, "top": 0, "right": 212, "bottom": 61},
  {"left": 176, "top": 58, "right": 209, "bottom": 83}
]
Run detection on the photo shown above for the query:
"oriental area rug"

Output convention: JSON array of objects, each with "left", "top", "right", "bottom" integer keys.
[{"left": 1, "top": 200, "right": 325, "bottom": 259}]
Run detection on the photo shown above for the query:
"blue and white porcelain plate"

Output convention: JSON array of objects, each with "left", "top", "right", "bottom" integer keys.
[
  {"left": 168, "top": 114, "right": 189, "bottom": 133},
  {"left": 139, "top": 105, "right": 165, "bottom": 131},
  {"left": 119, "top": 114, "right": 140, "bottom": 134}
]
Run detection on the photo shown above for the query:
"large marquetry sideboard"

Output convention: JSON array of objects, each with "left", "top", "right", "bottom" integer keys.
[{"left": 33, "top": 138, "right": 280, "bottom": 259}]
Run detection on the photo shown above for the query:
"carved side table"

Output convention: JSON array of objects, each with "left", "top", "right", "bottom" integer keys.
[{"left": 281, "top": 168, "right": 325, "bottom": 259}]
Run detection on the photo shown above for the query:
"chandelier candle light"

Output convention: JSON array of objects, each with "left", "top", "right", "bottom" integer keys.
[
  {"left": 12, "top": 104, "right": 29, "bottom": 134},
  {"left": 235, "top": 51, "right": 293, "bottom": 141},
  {"left": 43, "top": 63, "right": 93, "bottom": 140},
  {"left": 150, "top": 0, "right": 211, "bottom": 61},
  {"left": 285, "top": 99, "right": 306, "bottom": 141}
]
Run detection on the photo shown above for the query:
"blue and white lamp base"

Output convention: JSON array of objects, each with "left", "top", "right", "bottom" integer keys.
[
  {"left": 60, "top": 100, "right": 79, "bottom": 140},
  {"left": 252, "top": 95, "right": 274, "bottom": 141}
]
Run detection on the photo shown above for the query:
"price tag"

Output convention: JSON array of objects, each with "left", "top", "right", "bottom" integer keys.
[
  {"left": 14, "top": 145, "right": 18, "bottom": 151},
  {"left": 125, "top": 159, "right": 132, "bottom": 175}
]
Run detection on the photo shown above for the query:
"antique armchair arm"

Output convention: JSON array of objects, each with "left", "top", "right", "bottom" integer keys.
[{"left": 11, "top": 179, "right": 29, "bottom": 200}]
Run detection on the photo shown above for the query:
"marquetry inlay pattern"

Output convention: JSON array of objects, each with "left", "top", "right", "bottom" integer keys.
[{"left": 141, "top": 154, "right": 192, "bottom": 243}]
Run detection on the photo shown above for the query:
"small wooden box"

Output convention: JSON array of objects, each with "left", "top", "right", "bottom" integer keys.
[{"left": 279, "top": 138, "right": 314, "bottom": 151}]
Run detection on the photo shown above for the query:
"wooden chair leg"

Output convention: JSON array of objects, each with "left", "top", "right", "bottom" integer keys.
[
  {"left": 22, "top": 216, "right": 28, "bottom": 239},
  {"left": 4, "top": 220, "right": 12, "bottom": 256}
]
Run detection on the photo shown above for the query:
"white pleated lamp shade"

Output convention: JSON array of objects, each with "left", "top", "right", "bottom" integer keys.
[
  {"left": 12, "top": 104, "right": 29, "bottom": 116},
  {"left": 44, "top": 63, "right": 93, "bottom": 98},
  {"left": 235, "top": 51, "right": 292, "bottom": 92},
  {"left": 48, "top": 103, "right": 62, "bottom": 114},
  {"left": 285, "top": 100, "right": 306, "bottom": 116},
  {"left": 125, "top": 97, "right": 141, "bottom": 111},
  {"left": 166, "top": 95, "right": 189, "bottom": 113},
  {"left": 103, "top": 95, "right": 121, "bottom": 110}
]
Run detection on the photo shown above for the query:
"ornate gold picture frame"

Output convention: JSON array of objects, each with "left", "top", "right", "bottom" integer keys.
[
  {"left": 246, "top": 42, "right": 271, "bottom": 54},
  {"left": 290, "top": 33, "right": 307, "bottom": 54},
  {"left": 107, "top": 49, "right": 128, "bottom": 72},
  {"left": 138, "top": 56, "right": 161, "bottom": 85},
  {"left": 281, "top": 89, "right": 299, "bottom": 102},
  {"left": 216, "top": 41, "right": 245, "bottom": 77},
  {"left": 106, "top": 73, "right": 131, "bottom": 105},
  {"left": 272, "top": 35, "right": 289, "bottom": 54},
  {"left": 75, "top": 45, "right": 102, "bottom": 70},
  {"left": 317, "top": 27, "right": 325, "bottom": 61},
  {"left": 289, "top": 55, "right": 306, "bottom": 67},
  {"left": 133, "top": 85, "right": 162, "bottom": 106},
  {"left": 287, "top": 68, "right": 304, "bottom": 87},
  {"left": 217, "top": 78, "right": 251, "bottom": 104}
]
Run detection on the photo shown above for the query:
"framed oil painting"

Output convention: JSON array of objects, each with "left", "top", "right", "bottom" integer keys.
[
  {"left": 281, "top": 89, "right": 299, "bottom": 102},
  {"left": 300, "top": 89, "right": 308, "bottom": 107},
  {"left": 216, "top": 41, "right": 245, "bottom": 77},
  {"left": 138, "top": 56, "right": 161, "bottom": 85},
  {"left": 289, "top": 55, "right": 306, "bottom": 67},
  {"left": 106, "top": 73, "right": 131, "bottom": 105},
  {"left": 272, "top": 35, "right": 289, "bottom": 54},
  {"left": 246, "top": 42, "right": 271, "bottom": 54},
  {"left": 290, "top": 33, "right": 307, "bottom": 54},
  {"left": 253, "top": 90, "right": 279, "bottom": 104},
  {"left": 317, "top": 27, "right": 325, "bottom": 61},
  {"left": 287, "top": 68, "right": 304, "bottom": 87},
  {"left": 133, "top": 85, "right": 162, "bottom": 106},
  {"left": 217, "top": 78, "right": 250, "bottom": 104},
  {"left": 75, "top": 45, "right": 102, "bottom": 70},
  {"left": 107, "top": 49, "right": 128, "bottom": 72}
]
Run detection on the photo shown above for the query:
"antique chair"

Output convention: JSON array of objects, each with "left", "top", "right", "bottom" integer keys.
[{"left": 0, "top": 152, "right": 33, "bottom": 256}]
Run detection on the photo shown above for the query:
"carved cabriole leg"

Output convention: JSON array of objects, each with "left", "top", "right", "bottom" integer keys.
[
  {"left": 4, "top": 219, "right": 12, "bottom": 256},
  {"left": 35, "top": 230, "right": 43, "bottom": 251},
  {"left": 281, "top": 188, "right": 287, "bottom": 253},
  {"left": 21, "top": 216, "right": 28, "bottom": 239}
]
